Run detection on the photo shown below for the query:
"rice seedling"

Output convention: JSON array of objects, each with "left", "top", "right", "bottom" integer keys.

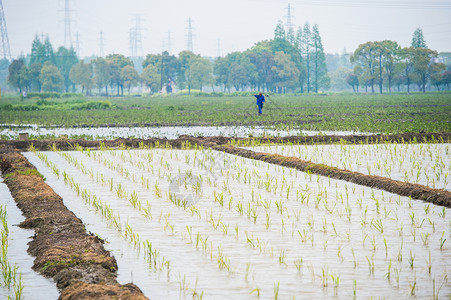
[{"left": 274, "top": 281, "right": 280, "bottom": 300}]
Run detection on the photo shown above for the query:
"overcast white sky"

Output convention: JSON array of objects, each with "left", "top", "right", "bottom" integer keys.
[{"left": 4, "top": 0, "right": 451, "bottom": 59}]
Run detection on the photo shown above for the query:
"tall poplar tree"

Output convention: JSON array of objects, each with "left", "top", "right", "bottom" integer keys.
[
  {"left": 411, "top": 27, "right": 427, "bottom": 49},
  {"left": 302, "top": 22, "right": 312, "bottom": 93},
  {"left": 311, "top": 24, "right": 329, "bottom": 93}
]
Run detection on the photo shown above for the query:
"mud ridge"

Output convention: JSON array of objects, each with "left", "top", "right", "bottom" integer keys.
[
  {"left": 0, "top": 148, "right": 148, "bottom": 300},
  {"left": 0, "top": 132, "right": 450, "bottom": 151},
  {"left": 213, "top": 144, "right": 451, "bottom": 208}
]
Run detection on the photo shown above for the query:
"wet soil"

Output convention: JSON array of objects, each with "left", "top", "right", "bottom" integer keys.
[
  {"left": 1, "top": 132, "right": 450, "bottom": 151},
  {"left": 0, "top": 147, "right": 147, "bottom": 300}
]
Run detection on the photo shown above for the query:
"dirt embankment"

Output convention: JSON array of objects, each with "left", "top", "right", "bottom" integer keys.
[
  {"left": 0, "top": 148, "right": 147, "bottom": 300},
  {"left": 213, "top": 144, "right": 451, "bottom": 208},
  {"left": 0, "top": 132, "right": 450, "bottom": 151}
]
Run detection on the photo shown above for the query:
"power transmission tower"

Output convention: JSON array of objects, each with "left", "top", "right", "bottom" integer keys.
[
  {"left": 99, "top": 31, "right": 104, "bottom": 57},
  {"left": 186, "top": 17, "right": 194, "bottom": 52},
  {"left": 129, "top": 29, "right": 135, "bottom": 57},
  {"left": 75, "top": 32, "right": 81, "bottom": 57},
  {"left": 63, "top": 0, "right": 73, "bottom": 49},
  {"left": 167, "top": 30, "right": 172, "bottom": 54},
  {"left": 129, "top": 15, "right": 143, "bottom": 57},
  {"left": 285, "top": 3, "right": 294, "bottom": 34},
  {"left": 0, "top": 0, "right": 11, "bottom": 60}
]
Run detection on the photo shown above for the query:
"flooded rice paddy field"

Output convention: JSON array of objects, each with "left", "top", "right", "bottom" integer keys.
[
  {"left": 0, "top": 125, "right": 360, "bottom": 140},
  {"left": 248, "top": 143, "right": 451, "bottom": 191},
  {"left": 22, "top": 147, "right": 451, "bottom": 299},
  {"left": 0, "top": 179, "right": 59, "bottom": 300}
]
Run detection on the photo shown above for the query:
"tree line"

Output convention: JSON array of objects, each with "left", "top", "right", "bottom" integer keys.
[
  {"left": 6, "top": 27, "right": 451, "bottom": 95},
  {"left": 349, "top": 29, "right": 450, "bottom": 93}
]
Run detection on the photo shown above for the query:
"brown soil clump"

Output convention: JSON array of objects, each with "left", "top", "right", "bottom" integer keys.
[
  {"left": 0, "top": 132, "right": 450, "bottom": 151},
  {"left": 213, "top": 144, "right": 451, "bottom": 208},
  {"left": 0, "top": 148, "right": 147, "bottom": 299}
]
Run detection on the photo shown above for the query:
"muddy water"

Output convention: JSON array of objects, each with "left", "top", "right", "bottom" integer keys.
[
  {"left": 25, "top": 149, "right": 451, "bottom": 299},
  {"left": 0, "top": 179, "right": 60, "bottom": 299},
  {"left": 248, "top": 143, "right": 451, "bottom": 191},
  {"left": 1, "top": 125, "right": 360, "bottom": 140}
]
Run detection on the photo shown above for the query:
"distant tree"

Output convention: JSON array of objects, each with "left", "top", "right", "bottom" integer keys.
[
  {"left": 399, "top": 47, "right": 416, "bottom": 93},
  {"left": 271, "top": 51, "right": 300, "bottom": 93},
  {"left": 302, "top": 22, "right": 312, "bottom": 93},
  {"left": 429, "top": 62, "right": 446, "bottom": 90},
  {"left": 412, "top": 47, "right": 438, "bottom": 93},
  {"left": 69, "top": 60, "right": 94, "bottom": 95},
  {"left": 295, "top": 26, "right": 306, "bottom": 93},
  {"left": 247, "top": 40, "right": 276, "bottom": 91},
  {"left": 120, "top": 65, "right": 139, "bottom": 94},
  {"left": 351, "top": 42, "right": 377, "bottom": 93},
  {"left": 141, "top": 64, "right": 161, "bottom": 94},
  {"left": 177, "top": 50, "right": 197, "bottom": 92},
  {"left": 55, "top": 46, "right": 78, "bottom": 92},
  {"left": 274, "top": 20, "right": 286, "bottom": 41},
  {"left": 7, "top": 59, "right": 27, "bottom": 92},
  {"left": 188, "top": 56, "right": 213, "bottom": 92},
  {"left": 40, "top": 61, "right": 64, "bottom": 92},
  {"left": 92, "top": 57, "right": 110, "bottom": 95},
  {"left": 311, "top": 24, "right": 329, "bottom": 92},
  {"left": 142, "top": 52, "right": 179, "bottom": 92},
  {"left": 346, "top": 73, "right": 359, "bottom": 92},
  {"left": 229, "top": 63, "right": 248, "bottom": 91},
  {"left": 441, "top": 71, "right": 451, "bottom": 90},
  {"left": 224, "top": 52, "right": 257, "bottom": 91},
  {"left": 106, "top": 54, "right": 133, "bottom": 95},
  {"left": 29, "top": 35, "right": 55, "bottom": 66},
  {"left": 411, "top": 27, "right": 427, "bottom": 49},
  {"left": 381, "top": 40, "right": 401, "bottom": 93},
  {"left": 329, "top": 67, "right": 351, "bottom": 91},
  {"left": 29, "top": 63, "right": 43, "bottom": 92},
  {"left": 213, "top": 56, "right": 231, "bottom": 92}
]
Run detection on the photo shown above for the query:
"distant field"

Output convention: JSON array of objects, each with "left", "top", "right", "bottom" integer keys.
[{"left": 1, "top": 93, "right": 450, "bottom": 133}]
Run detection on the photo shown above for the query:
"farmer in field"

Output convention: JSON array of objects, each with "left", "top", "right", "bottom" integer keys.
[{"left": 253, "top": 92, "right": 265, "bottom": 115}]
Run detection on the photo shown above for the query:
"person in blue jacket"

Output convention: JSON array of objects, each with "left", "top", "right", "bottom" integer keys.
[{"left": 253, "top": 92, "right": 265, "bottom": 115}]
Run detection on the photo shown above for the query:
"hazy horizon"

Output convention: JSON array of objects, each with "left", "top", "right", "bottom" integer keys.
[{"left": 4, "top": 0, "right": 451, "bottom": 59}]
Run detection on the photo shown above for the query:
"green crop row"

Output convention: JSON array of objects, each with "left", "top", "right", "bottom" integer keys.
[{"left": 0, "top": 93, "right": 450, "bottom": 133}]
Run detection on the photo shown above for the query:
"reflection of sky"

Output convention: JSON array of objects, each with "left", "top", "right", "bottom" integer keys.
[
  {"left": 5, "top": 0, "right": 451, "bottom": 58},
  {"left": 0, "top": 179, "right": 59, "bottom": 299},
  {"left": 0, "top": 125, "right": 363, "bottom": 139}
]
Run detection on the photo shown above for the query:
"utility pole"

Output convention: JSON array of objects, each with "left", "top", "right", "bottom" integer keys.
[
  {"left": 75, "top": 32, "right": 81, "bottom": 57},
  {"left": 63, "top": 0, "right": 73, "bottom": 49},
  {"left": 167, "top": 30, "right": 172, "bottom": 54},
  {"left": 99, "top": 31, "right": 104, "bottom": 57},
  {"left": 160, "top": 51, "right": 164, "bottom": 92},
  {"left": 0, "top": 0, "right": 11, "bottom": 60},
  {"left": 186, "top": 17, "right": 194, "bottom": 52}
]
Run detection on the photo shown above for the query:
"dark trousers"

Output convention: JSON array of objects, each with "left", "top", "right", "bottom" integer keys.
[{"left": 257, "top": 103, "right": 263, "bottom": 114}]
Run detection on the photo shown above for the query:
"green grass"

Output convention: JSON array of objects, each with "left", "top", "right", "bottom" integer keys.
[{"left": 0, "top": 93, "right": 450, "bottom": 133}]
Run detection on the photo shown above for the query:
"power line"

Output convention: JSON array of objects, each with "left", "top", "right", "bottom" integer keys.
[
  {"left": 0, "top": 0, "right": 11, "bottom": 60},
  {"left": 284, "top": 0, "right": 451, "bottom": 9}
]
